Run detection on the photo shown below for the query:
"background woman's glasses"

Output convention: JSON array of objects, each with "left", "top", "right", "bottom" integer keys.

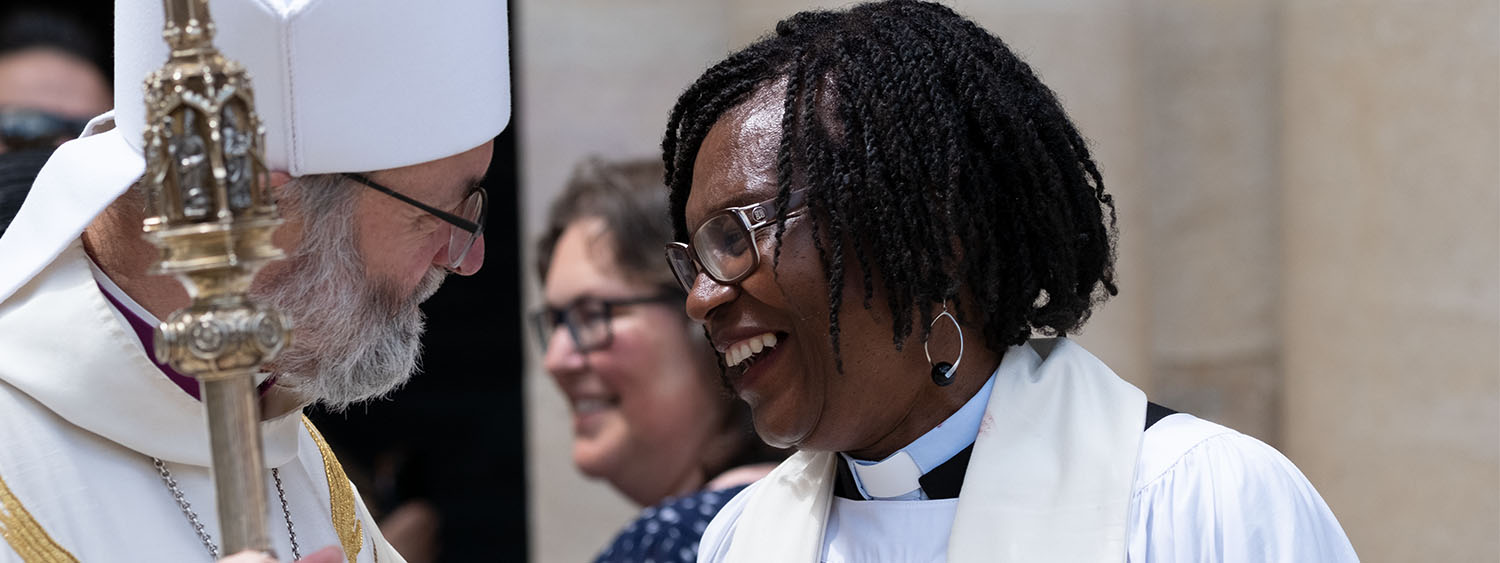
[{"left": 530, "top": 293, "right": 684, "bottom": 353}]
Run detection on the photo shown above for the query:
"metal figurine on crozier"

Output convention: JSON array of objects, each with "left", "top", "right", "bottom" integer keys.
[{"left": 139, "top": 0, "right": 291, "bottom": 555}]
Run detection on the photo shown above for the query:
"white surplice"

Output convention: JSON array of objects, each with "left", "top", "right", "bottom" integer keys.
[
  {"left": 698, "top": 339, "right": 1358, "bottom": 563},
  {"left": 0, "top": 238, "right": 402, "bottom": 562}
]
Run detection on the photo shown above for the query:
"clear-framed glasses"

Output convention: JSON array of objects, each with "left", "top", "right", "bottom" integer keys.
[
  {"left": 342, "top": 172, "right": 488, "bottom": 270},
  {"left": 664, "top": 188, "right": 809, "bottom": 291},
  {"left": 530, "top": 293, "right": 685, "bottom": 353}
]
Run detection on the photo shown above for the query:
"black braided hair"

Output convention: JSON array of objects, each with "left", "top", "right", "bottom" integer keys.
[{"left": 663, "top": 0, "right": 1118, "bottom": 370}]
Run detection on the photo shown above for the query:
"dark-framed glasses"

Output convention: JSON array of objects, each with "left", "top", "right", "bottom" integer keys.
[
  {"left": 664, "top": 188, "right": 808, "bottom": 291},
  {"left": 530, "top": 292, "right": 685, "bottom": 353},
  {"left": 342, "top": 172, "right": 488, "bottom": 270}
]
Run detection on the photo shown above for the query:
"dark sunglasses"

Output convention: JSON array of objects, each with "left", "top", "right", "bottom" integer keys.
[{"left": 0, "top": 107, "right": 89, "bottom": 150}]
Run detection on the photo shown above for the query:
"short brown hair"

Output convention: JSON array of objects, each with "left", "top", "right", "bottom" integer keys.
[{"left": 535, "top": 156, "right": 675, "bottom": 290}]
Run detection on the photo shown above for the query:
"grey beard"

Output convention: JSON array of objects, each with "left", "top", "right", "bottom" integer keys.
[{"left": 250, "top": 176, "right": 447, "bottom": 410}]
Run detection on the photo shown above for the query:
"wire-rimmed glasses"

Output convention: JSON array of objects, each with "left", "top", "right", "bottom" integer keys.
[
  {"left": 664, "top": 189, "right": 808, "bottom": 291},
  {"left": 342, "top": 172, "right": 487, "bottom": 270}
]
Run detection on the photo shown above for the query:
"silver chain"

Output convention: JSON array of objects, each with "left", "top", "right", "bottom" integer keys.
[
  {"left": 273, "top": 468, "right": 302, "bottom": 561},
  {"left": 153, "top": 457, "right": 301, "bottom": 561},
  {"left": 153, "top": 457, "right": 219, "bottom": 559}
]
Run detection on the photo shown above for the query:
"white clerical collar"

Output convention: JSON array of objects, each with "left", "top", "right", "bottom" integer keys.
[{"left": 840, "top": 371, "right": 998, "bottom": 500}]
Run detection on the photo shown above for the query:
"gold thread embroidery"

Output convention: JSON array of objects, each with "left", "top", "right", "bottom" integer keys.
[
  {"left": 303, "top": 416, "right": 364, "bottom": 563},
  {"left": 0, "top": 470, "right": 77, "bottom": 562}
]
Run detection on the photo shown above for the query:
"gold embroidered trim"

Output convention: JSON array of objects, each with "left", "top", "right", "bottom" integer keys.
[
  {"left": 303, "top": 416, "right": 364, "bottom": 563},
  {"left": 0, "top": 471, "right": 77, "bottom": 562}
]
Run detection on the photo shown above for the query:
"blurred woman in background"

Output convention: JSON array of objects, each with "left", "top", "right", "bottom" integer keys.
[{"left": 533, "top": 157, "right": 781, "bottom": 563}]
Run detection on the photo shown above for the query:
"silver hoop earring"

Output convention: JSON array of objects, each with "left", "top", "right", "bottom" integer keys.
[{"left": 924, "top": 304, "right": 964, "bottom": 387}]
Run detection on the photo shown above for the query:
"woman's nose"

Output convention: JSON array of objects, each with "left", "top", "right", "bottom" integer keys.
[
  {"left": 541, "top": 324, "right": 586, "bottom": 376},
  {"left": 683, "top": 272, "right": 738, "bottom": 323}
]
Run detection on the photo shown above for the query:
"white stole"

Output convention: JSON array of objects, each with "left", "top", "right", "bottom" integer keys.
[{"left": 719, "top": 338, "right": 1145, "bottom": 563}]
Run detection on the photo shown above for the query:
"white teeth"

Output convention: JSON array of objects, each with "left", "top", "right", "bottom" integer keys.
[
  {"left": 725, "top": 332, "right": 779, "bottom": 367},
  {"left": 573, "top": 398, "right": 610, "bottom": 415},
  {"left": 761, "top": 333, "right": 778, "bottom": 349}
]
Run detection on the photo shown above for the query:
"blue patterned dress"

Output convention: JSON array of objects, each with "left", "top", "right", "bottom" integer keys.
[{"left": 594, "top": 485, "right": 749, "bottom": 563}]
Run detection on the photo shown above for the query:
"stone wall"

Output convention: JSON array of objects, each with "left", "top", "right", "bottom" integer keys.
[{"left": 1280, "top": 1, "right": 1499, "bottom": 559}]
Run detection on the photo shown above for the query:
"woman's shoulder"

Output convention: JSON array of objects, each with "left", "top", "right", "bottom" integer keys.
[
  {"left": 593, "top": 484, "right": 751, "bottom": 563},
  {"left": 1130, "top": 413, "right": 1359, "bottom": 562},
  {"left": 1134, "top": 412, "right": 1239, "bottom": 489}
]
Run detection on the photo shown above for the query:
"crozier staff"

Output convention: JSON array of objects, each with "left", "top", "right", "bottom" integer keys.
[
  {"left": 0, "top": 0, "right": 509, "bottom": 560},
  {"left": 660, "top": 2, "right": 1359, "bottom": 562}
]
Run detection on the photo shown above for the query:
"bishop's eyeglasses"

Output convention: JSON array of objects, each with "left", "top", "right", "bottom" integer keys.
[
  {"left": 664, "top": 188, "right": 809, "bottom": 292},
  {"left": 342, "top": 172, "right": 488, "bottom": 270},
  {"left": 530, "top": 293, "right": 684, "bottom": 353}
]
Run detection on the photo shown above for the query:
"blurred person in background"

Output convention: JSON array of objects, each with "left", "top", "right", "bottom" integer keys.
[
  {"left": 0, "top": 147, "right": 50, "bottom": 237},
  {"left": 661, "top": 2, "right": 1357, "bottom": 561},
  {"left": 0, "top": 8, "right": 110, "bottom": 154},
  {"left": 533, "top": 157, "right": 783, "bottom": 563},
  {"left": 0, "top": 8, "right": 110, "bottom": 236}
]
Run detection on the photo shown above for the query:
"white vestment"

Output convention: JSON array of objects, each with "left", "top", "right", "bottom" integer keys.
[
  {"left": 699, "top": 339, "right": 1358, "bottom": 563},
  {"left": 0, "top": 240, "right": 403, "bottom": 562}
]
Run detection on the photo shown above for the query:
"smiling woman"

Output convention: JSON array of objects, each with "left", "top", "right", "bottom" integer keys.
[
  {"left": 533, "top": 156, "right": 784, "bottom": 563},
  {"left": 661, "top": 2, "right": 1360, "bottom": 562}
]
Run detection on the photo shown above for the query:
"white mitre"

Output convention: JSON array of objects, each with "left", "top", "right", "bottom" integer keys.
[{"left": 0, "top": 0, "right": 511, "bottom": 304}]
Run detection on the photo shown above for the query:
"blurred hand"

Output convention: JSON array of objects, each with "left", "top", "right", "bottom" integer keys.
[
  {"left": 219, "top": 546, "right": 343, "bottom": 563},
  {"left": 380, "top": 500, "right": 441, "bottom": 563}
]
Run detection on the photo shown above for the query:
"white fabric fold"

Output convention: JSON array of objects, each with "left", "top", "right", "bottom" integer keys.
[
  {"left": 947, "top": 338, "right": 1144, "bottom": 563},
  {"left": 0, "top": 123, "right": 143, "bottom": 306},
  {"left": 721, "top": 449, "right": 837, "bottom": 563},
  {"left": 711, "top": 338, "right": 1146, "bottom": 563},
  {"left": 1126, "top": 415, "right": 1361, "bottom": 562},
  {"left": 0, "top": 241, "right": 302, "bottom": 468}
]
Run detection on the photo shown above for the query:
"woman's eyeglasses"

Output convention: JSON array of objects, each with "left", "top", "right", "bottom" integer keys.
[
  {"left": 342, "top": 172, "right": 487, "bottom": 270},
  {"left": 664, "top": 189, "right": 808, "bottom": 292},
  {"left": 530, "top": 293, "right": 685, "bottom": 353}
]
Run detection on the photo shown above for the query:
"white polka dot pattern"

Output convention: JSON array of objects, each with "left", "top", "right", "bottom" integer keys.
[{"left": 594, "top": 485, "right": 749, "bottom": 563}]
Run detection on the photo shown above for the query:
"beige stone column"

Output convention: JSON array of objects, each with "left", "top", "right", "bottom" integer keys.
[
  {"left": 1136, "top": 1, "right": 1283, "bottom": 442},
  {"left": 1280, "top": 1, "right": 1499, "bottom": 561}
]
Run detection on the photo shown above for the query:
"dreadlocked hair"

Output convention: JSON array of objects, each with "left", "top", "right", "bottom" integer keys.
[{"left": 662, "top": 0, "right": 1118, "bottom": 371}]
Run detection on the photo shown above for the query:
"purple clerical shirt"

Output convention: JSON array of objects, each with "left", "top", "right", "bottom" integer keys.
[{"left": 96, "top": 281, "right": 276, "bottom": 400}]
